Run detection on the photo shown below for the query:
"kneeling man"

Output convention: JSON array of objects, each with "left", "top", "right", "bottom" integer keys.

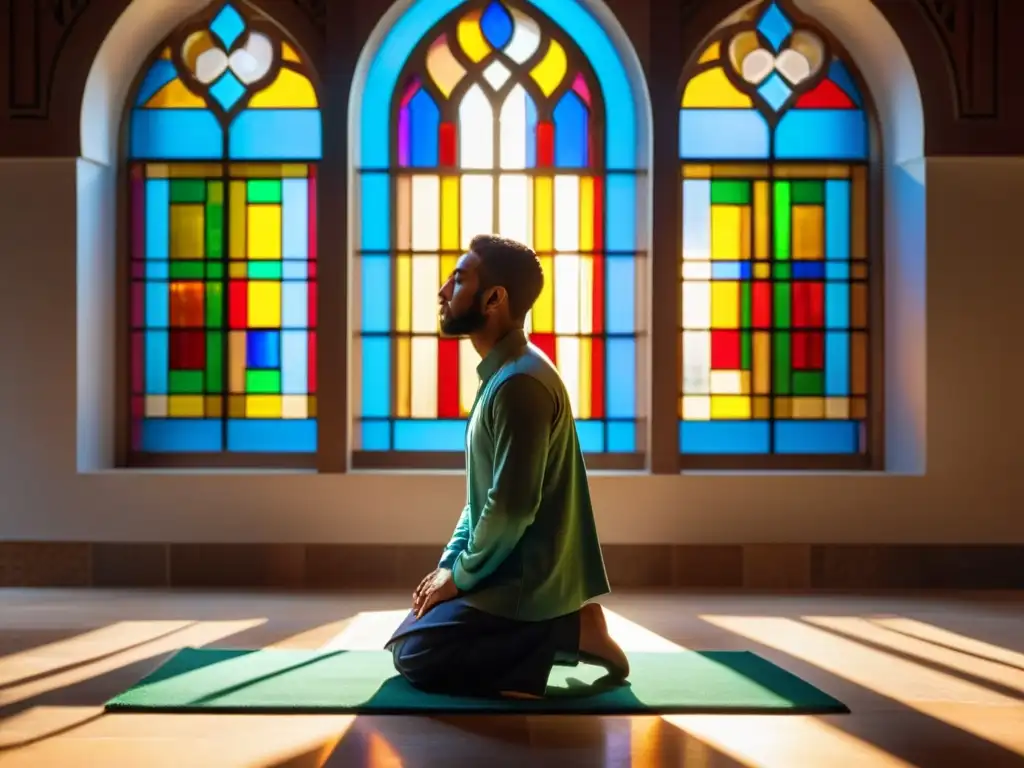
[{"left": 385, "top": 235, "right": 629, "bottom": 699}]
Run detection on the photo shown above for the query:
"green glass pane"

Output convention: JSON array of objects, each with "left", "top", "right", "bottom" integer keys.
[
  {"left": 710, "top": 180, "right": 751, "bottom": 205},
  {"left": 206, "top": 331, "right": 223, "bottom": 391},
  {"left": 773, "top": 333, "right": 791, "bottom": 395},
  {"left": 170, "top": 262, "right": 205, "bottom": 279},
  {"left": 248, "top": 262, "right": 283, "bottom": 279},
  {"left": 248, "top": 180, "right": 282, "bottom": 204},
  {"left": 246, "top": 369, "right": 281, "bottom": 394},
  {"left": 773, "top": 282, "right": 791, "bottom": 328},
  {"left": 170, "top": 179, "right": 206, "bottom": 204},
  {"left": 206, "top": 194, "right": 223, "bottom": 260},
  {"left": 740, "top": 282, "right": 752, "bottom": 327},
  {"left": 793, "top": 370, "right": 824, "bottom": 395},
  {"left": 206, "top": 283, "right": 223, "bottom": 327},
  {"left": 206, "top": 263, "right": 224, "bottom": 279},
  {"left": 169, "top": 369, "right": 204, "bottom": 394},
  {"left": 773, "top": 181, "right": 791, "bottom": 261},
  {"left": 772, "top": 263, "right": 791, "bottom": 279},
  {"left": 791, "top": 180, "right": 824, "bottom": 205},
  {"left": 741, "top": 331, "right": 752, "bottom": 370}
]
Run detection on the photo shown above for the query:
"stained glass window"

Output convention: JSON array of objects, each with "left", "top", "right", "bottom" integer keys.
[
  {"left": 678, "top": 0, "right": 871, "bottom": 460},
  {"left": 127, "top": 3, "right": 321, "bottom": 456},
  {"left": 355, "top": 0, "right": 644, "bottom": 458}
]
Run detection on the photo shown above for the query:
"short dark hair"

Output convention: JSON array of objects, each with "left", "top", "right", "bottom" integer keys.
[{"left": 469, "top": 234, "right": 544, "bottom": 322}]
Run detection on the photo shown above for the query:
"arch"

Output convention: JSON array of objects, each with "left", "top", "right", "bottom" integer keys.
[
  {"left": 349, "top": 0, "right": 652, "bottom": 468},
  {"left": 676, "top": 0, "right": 926, "bottom": 471}
]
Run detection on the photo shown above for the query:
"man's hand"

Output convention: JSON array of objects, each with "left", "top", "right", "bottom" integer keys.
[
  {"left": 414, "top": 568, "right": 458, "bottom": 619},
  {"left": 412, "top": 568, "right": 439, "bottom": 613}
]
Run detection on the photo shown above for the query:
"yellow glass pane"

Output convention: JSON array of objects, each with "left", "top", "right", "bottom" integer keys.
[
  {"left": 146, "top": 164, "right": 170, "bottom": 178},
  {"left": 712, "top": 163, "right": 769, "bottom": 178},
  {"left": 441, "top": 177, "right": 460, "bottom": 250},
  {"left": 852, "top": 263, "right": 868, "bottom": 279},
  {"left": 534, "top": 177, "right": 553, "bottom": 251},
  {"left": 851, "top": 333, "right": 868, "bottom": 392},
  {"left": 229, "top": 332, "right": 246, "bottom": 392},
  {"left": 752, "top": 396, "right": 770, "bottom": 419},
  {"left": 753, "top": 331, "right": 770, "bottom": 393},
  {"left": 754, "top": 181, "right": 769, "bottom": 259},
  {"left": 396, "top": 177, "right": 411, "bottom": 251},
  {"left": 307, "top": 396, "right": 317, "bottom": 418},
  {"left": 145, "top": 78, "right": 205, "bottom": 108},
  {"left": 160, "top": 47, "right": 172, "bottom": 60},
  {"left": 711, "top": 395, "right": 750, "bottom": 419},
  {"left": 170, "top": 205, "right": 205, "bottom": 259},
  {"left": 681, "top": 67, "right": 753, "bottom": 108},
  {"left": 145, "top": 395, "right": 167, "bottom": 417},
  {"left": 248, "top": 282, "right": 282, "bottom": 327},
  {"left": 208, "top": 181, "right": 223, "bottom": 204},
  {"left": 851, "top": 397, "right": 867, "bottom": 419},
  {"left": 395, "top": 254, "right": 412, "bottom": 332},
  {"left": 229, "top": 262, "right": 246, "bottom": 278},
  {"left": 852, "top": 167, "right": 867, "bottom": 258},
  {"left": 282, "top": 394, "right": 307, "bottom": 419},
  {"left": 173, "top": 163, "right": 221, "bottom": 178},
  {"left": 457, "top": 10, "right": 490, "bottom": 63},
  {"left": 458, "top": 337, "right": 479, "bottom": 416},
  {"left": 792, "top": 205, "right": 824, "bottom": 259},
  {"left": 774, "top": 397, "right": 792, "bottom": 418},
  {"left": 851, "top": 284, "right": 868, "bottom": 327},
  {"left": 411, "top": 175, "right": 440, "bottom": 251},
  {"left": 280, "top": 164, "right": 307, "bottom": 178},
  {"left": 826, "top": 397, "right": 850, "bottom": 419},
  {"left": 773, "top": 164, "right": 850, "bottom": 178},
  {"left": 578, "top": 337, "right": 592, "bottom": 420},
  {"left": 530, "top": 39, "right": 567, "bottom": 97},
  {"left": 579, "top": 177, "right": 593, "bottom": 253},
  {"left": 740, "top": 206, "right": 752, "bottom": 260},
  {"left": 711, "top": 206, "right": 741, "bottom": 260},
  {"left": 282, "top": 43, "right": 301, "bottom": 63},
  {"left": 711, "top": 282, "right": 739, "bottom": 328},
  {"left": 753, "top": 262, "right": 770, "bottom": 278},
  {"left": 205, "top": 396, "right": 222, "bottom": 418},
  {"left": 792, "top": 397, "right": 825, "bottom": 418},
  {"left": 168, "top": 395, "right": 204, "bottom": 417},
  {"left": 410, "top": 336, "right": 438, "bottom": 418},
  {"left": 440, "top": 254, "right": 458, "bottom": 286},
  {"left": 556, "top": 336, "right": 581, "bottom": 416},
  {"left": 682, "top": 395, "right": 711, "bottom": 420},
  {"left": 249, "top": 69, "right": 318, "bottom": 108},
  {"left": 229, "top": 181, "right": 246, "bottom": 259},
  {"left": 228, "top": 395, "right": 245, "bottom": 418},
  {"left": 579, "top": 256, "right": 594, "bottom": 335},
  {"left": 426, "top": 35, "right": 466, "bottom": 98},
  {"left": 698, "top": 42, "right": 720, "bottom": 64},
  {"left": 682, "top": 164, "right": 711, "bottom": 179},
  {"left": 710, "top": 370, "right": 748, "bottom": 394},
  {"left": 247, "top": 395, "right": 282, "bottom": 418},
  {"left": 411, "top": 256, "right": 439, "bottom": 333},
  {"left": 533, "top": 256, "right": 554, "bottom": 332},
  {"left": 395, "top": 335, "right": 411, "bottom": 418},
  {"left": 247, "top": 205, "right": 282, "bottom": 259}
]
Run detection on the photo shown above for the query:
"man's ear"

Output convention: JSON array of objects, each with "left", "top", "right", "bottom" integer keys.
[{"left": 485, "top": 286, "right": 507, "bottom": 311}]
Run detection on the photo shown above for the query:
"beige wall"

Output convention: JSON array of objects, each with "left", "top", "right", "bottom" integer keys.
[{"left": 0, "top": 155, "right": 1021, "bottom": 545}]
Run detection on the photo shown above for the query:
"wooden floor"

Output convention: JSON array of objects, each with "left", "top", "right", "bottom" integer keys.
[{"left": 0, "top": 590, "right": 1022, "bottom": 767}]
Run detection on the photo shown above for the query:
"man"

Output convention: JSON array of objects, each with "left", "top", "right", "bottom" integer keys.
[{"left": 384, "top": 234, "right": 629, "bottom": 700}]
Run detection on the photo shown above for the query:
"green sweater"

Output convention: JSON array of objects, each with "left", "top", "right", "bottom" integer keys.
[{"left": 438, "top": 328, "right": 611, "bottom": 622}]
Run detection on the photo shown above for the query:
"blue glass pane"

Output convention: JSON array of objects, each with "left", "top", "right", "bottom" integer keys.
[
  {"left": 825, "top": 282, "right": 849, "bottom": 329},
  {"left": 774, "top": 420, "right": 859, "bottom": 454},
  {"left": 282, "top": 179, "right": 308, "bottom": 259},
  {"left": 360, "top": 174, "right": 389, "bottom": 251},
  {"left": 210, "top": 3, "right": 246, "bottom": 49},
  {"left": 825, "top": 180, "right": 850, "bottom": 259},
  {"left": 679, "top": 109, "right": 770, "bottom": 159},
  {"left": 145, "top": 283, "right": 168, "bottom": 327},
  {"left": 408, "top": 89, "right": 440, "bottom": 166},
  {"left": 361, "top": 256, "right": 391, "bottom": 332},
  {"left": 228, "top": 419, "right": 317, "bottom": 452},
  {"left": 229, "top": 110, "right": 322, "bottom": 160},
  {"left": 281, "top": 331, "right": 308, "bottom": 394},
  {"left": 480, "top": 1, "right": 514, "bottom": 50},
  {"left": 606, "top": 338, "right": 635, "bottom": 418},
  {"left": 758, "top": 72, "right": 791, "bottom": 112},
  {"left": 605, "top": 256, "right": 634, "bottom": 333},
  {"left": 360, "top": 336, "right": 391, "bottom": 417},
  {"left": 828, "top": 59, "right": 863, "bottom": 107},
  {"left": 247, "top": 331, "right": 280, "bottom": 368},
  {"left": 145, "top": 330, "right": 168, "bottom": 394},
  {"left": 134, "top": 61, "right": 178, "bottom": 106},
  {"left": 140, "top": 419, "right": 222, "bottom": 451},
  {"left": 711, "top": 262, "right": 752, "bottom": 279},
  {"left": 774, "top": 110, "right": 868, "bottom": 159},
  {"left": 791, "top": 262, "right": 825, "bottom": 279},
  {"left": 282, "top": 261, "right": 308, "bottom": 278},
  {"left": 825, "top": 262, "right": 849, "bottom": 279},
  {"left": 576, "top": 420, "right": 604, "bottom": 452},
  {"left": 680, "top": 420, "right": 771, "bottom": 454},
  {"left": 825, "top": 332, "right": 849, "bottom": 396},
  {"left": 526, "top": 95, "right": 538, "bottom": 168},
  {"left": 553, "top": 91, "right": 588, "bottom": 167},
  {"left": 130, "top": 110, "right": 223, "bottom": 159},
  {"left": 282, "top": 283, "right": 307, "bottom": 329},
  {"left": 210, "top": 72, "right": 246, "bottom": 110},
  {"left": 757, "top": 2, "right": 792, "bottom": 51},
  {"left": 394, "top": 419, "right": 466, "bottom": 450},
  {"left": 607, "top": 421, "right": 635, "bottom": 452},
  {"left": 605, "top": 174, "right": 636, "bottom": 251},
  {"left": 360, "top": 420, "right": 391, "bottom": 450},
  {"left": 146, "top": 261, "right": 169, "bottom": 278},
  {"left": 145, "top": 179, "right": 169, "bottom": 258}
]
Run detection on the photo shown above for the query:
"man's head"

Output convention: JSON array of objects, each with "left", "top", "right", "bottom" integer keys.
[{"left": 438, "top": 234, "right": 544, "bottom": 337}]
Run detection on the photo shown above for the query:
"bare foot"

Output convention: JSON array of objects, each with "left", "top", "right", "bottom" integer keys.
[{"left": 578, "top": 603, "right": 630, "bottom": 679}]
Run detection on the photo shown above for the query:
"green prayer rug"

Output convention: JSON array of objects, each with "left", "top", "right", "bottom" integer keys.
[{"left": 104, "top": 647, "right": 848, "bottom": 715}]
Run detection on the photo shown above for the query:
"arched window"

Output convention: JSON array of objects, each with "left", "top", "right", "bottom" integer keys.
[
  {"left": 125, "top": 2, "right": 321, "bottom": 464},
  {"left": 354, "top": 0, "right": 646, "bottom": 469},
  {"left": 678, "top": 0, "right": 873, "bottom": 467}
]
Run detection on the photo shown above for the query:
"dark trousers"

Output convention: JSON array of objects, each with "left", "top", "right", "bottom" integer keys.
[{"left": 384, "top": 597, "right": 581, "bottom": 697}]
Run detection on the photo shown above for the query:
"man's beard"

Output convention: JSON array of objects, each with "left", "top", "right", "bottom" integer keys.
[{"left": 440, "top": 292, "right": 488, "bottom": 336}]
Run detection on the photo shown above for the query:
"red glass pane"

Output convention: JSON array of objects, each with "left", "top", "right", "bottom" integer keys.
[
  {"left": 439, "top": 122, "right": 457, "bottom": 167},
  {"left": 796, "top": 79, "right": 854, "bottom": 109},
  {"left": 229, "top": 281, "right": 248, "bottom": 329},
  {"left": 711, "top": 330, "right": 741, "bottom": 369},
  {"left": 537, "top": 122, "right": 554, "bottom": 167},
  {"left": 437, "top": 338, "right": 459, "bottom": 417}
]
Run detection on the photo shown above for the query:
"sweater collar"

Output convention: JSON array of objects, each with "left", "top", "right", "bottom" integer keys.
[{"left": 476, "top": 328, "right": 528, "bottom": 385}]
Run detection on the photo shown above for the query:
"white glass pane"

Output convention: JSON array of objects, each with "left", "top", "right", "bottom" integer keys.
[
  {"left": 499, "top": 85, "right": 528, "bottom": 170},
  {"left": 460, "top": 175, "right": 494, "bottom": 249},
  {"left": 459, "top": 85, "right": 493, "bottom": 170},
  {"left": 554, "top": 255, "right": 580, "bottom": 334},
  {"left": 459, "top": 337, "right": 480, "bottom": 415},
  {"left": 553, "top": 175, "right": 579, "bottom": 251},
  {"left": 682, "top": 331, "right": 711, "bottom": 394},
  {"left": 410, "top": 336, "right": 438, "bottom": 418},
  {"left": 498, "top": 174, "right": 531, "bottom": 246},
  {"left": 506, "top": 8, "right": 541, "bottom": 64},
  {"left": 681, "top": 280, "right": 711, "bottom": 329},
  {"left": 411, "top": 255, "right": 440, "bottom": 333},
  {"left": 411, "top": 175, "right": 440, "bottom": 251}
]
